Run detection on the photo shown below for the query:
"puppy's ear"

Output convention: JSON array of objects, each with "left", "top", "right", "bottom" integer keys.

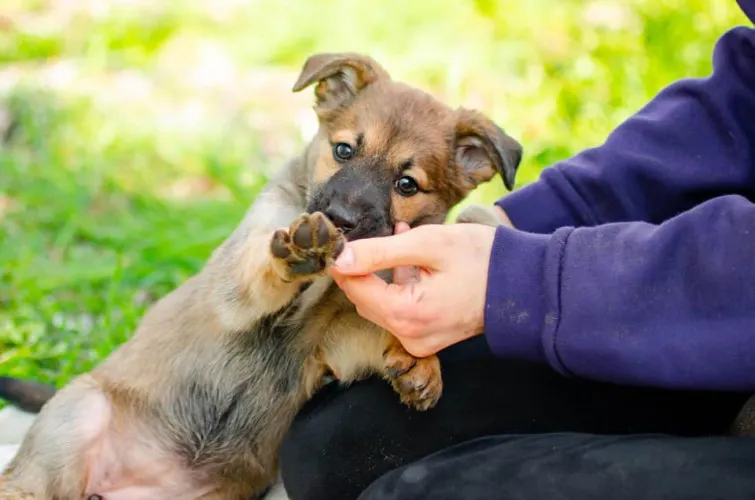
[
  {"left": 454, "top": 109, "right": 522, "bottom": 191},
  {"left": 292, "top": 53, "right": 390, "bottom": 109}
]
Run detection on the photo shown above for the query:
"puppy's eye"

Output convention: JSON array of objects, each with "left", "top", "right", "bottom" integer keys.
[
  {"left": 333, "top": 143, "right": 355, "bottom": 162},
  {"left": 394, "top": 176, "right": 419, "bottom": 197}
]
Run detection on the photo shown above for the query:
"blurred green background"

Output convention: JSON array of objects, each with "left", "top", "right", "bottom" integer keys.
[{"left": 0, "top": 0, "right": 749, "bottom": 392}]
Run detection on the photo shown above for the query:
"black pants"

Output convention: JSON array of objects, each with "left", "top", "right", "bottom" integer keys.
[
  {"left": 279, "top": 337, "right": 752, "bottom": 500},
  {"left": 358, "top": 433, "right": 755, "bottom": 500}
]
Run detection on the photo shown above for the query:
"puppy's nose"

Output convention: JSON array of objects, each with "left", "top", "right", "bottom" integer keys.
[{"left": 324, "top": 203, "right": 358, "bottom": 234}]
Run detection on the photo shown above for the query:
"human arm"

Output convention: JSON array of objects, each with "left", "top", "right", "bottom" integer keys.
[{"left": 486, "top": 194, "right": 755, "bottom": 392}]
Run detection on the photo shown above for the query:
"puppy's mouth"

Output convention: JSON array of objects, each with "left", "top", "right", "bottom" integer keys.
[
  {"left": 338, "top": 220, "right": 393, "bottom": 242},
  {"left": 334, "top": 214, "right": 438, "bottom": 241}
]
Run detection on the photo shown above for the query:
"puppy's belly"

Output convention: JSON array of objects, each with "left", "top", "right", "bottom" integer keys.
[
  {"left": 95, "top": 483, "right": 213, "bottom": 500},
  {"left": 84, "top": 423, "right": 214, "bottom": 500},
  {"left": 86, "top": 433, "right": 213, "bottom": 499}
]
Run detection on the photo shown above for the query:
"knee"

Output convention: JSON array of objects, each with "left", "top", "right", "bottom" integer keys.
[{"left": 279, "top": 378, "right": 410, "bottom": 500}]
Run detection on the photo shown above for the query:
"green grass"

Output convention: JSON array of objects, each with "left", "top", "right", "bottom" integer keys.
[{"left": 0, "top": 0, "right": 750, "bottom": 395}]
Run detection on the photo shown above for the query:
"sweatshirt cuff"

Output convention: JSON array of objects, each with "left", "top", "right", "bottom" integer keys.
[
  {"left": 496, "top": 172, "right": 584, "bottom": 234},
  {"left": 483, "top": 225, "right": 551, "bottom": 363}
]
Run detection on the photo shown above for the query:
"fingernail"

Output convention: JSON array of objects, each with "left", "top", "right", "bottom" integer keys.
[
  {"left": 335, "top": 246, "right": 354, "bottom": 269},
  {"left": 394, "top": 221, "right": 410, "bottom": 235}
]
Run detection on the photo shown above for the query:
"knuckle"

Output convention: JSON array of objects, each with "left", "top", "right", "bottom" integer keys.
[
  {"left": 415, "top": 346, "right": 431, "bottom": 358},
  {"left": 407, "top": 342, "right": 430, "bottom": 358},
  {"left": 404, "top": 282, "right": 425, "bottom": 306},
  {"left": 417, "top": 225, "right": 456, "bottom": 251},
  {"left": 355, "top": 305, "right": 368, "bottom": 319},
  {"left": 368, "top": 244, "right": 388, "bottom": 270},
  {"left": 412, "top": 225, "right": 436, "bottom": 243},
  {"left": 387, "top": 316, "right": 412, "bottom": 337},
  {"left": 438, "top": 230, "right": 459, "bottom": 250},
  {"left": 397, "top": 319, "right": 422, "bottom": 339},
  {"left": 391, "top": 301, "right": 414, "bottom": 322}
]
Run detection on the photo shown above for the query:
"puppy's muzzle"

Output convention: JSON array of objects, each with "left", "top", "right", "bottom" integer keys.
[
  {"left": 322, "top": 201, "right": 358, "bottom": 235},
  {"left": 308, "top": 162, "right": 392, "bottom": 241}
]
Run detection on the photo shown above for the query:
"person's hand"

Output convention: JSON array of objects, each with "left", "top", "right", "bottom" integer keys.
[{"left": 330, "top": 220, "right": 499, "bottom": 357}]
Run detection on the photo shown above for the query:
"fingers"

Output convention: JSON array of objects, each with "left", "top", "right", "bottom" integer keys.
[
  {"left": 334, "top": 271, "right": 421, "bottom": 315},
  {"left": 334, "top": 225, "right": 445, "bottom": 276},
  {"left": 395, "top": 221, "right": 411, "bottom": 234},
  {"left": 397, "top": 338, "right": 443, "bottom": 359},
  {"left": 392, "top": 222, "right": 419, "bottom": 285},
  {"left": 393, "top": 264, "right": 419, "bottom": 285},
  {"left": 332, "top": 273, "right": 392, "bottom": 329}
]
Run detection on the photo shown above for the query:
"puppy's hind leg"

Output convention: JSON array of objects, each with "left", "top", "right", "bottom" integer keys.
[{"left": 1, "top": 376, "right": 112, "bottom": 499}]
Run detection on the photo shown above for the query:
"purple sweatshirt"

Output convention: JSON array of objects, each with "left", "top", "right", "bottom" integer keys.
[{"left": 485, "top": 0, "right": 755, "bottom": 392}]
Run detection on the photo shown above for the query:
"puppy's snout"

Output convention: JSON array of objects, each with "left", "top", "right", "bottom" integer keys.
[
  {"left": 308, "top": 163, "right": 392, "bottom": 240},
  {"left": 323, "top": 201, "right": 358, "bottom": 234}
]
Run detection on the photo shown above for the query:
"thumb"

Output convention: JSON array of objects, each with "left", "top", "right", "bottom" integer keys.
[{"left": 334, "top": 225, "right": 442, "bottom": 276}]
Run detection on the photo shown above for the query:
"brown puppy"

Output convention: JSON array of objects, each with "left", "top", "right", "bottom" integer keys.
[{"left": 0, "top": 53, "right": 522, "bottom": 499}]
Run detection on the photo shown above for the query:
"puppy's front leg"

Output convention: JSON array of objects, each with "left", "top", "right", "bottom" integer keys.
[
  {"left": 317, "top": 314, "right": 443, "bottom": 411},
  {"left": 382, "top": 336, "right": 443, "bottom": 411},
  {"left": 268, "top": 212, "right": 345, "bottom": 284},
  {"left": 211, "top": 209, "right": 344, "bottom": 329}
]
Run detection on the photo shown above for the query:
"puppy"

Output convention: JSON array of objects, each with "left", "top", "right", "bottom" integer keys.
[{"left": 0, "top": 52, "right": 522, "bottom": 499}]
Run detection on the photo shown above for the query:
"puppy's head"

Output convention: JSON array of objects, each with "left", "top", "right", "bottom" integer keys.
[{"left": 293, "top": 52, "right": 522, "bottom": 241}]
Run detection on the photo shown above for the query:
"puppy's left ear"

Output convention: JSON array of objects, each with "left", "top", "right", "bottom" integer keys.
[
  {"left": 292, "top": 53, "right": 390, "bottom": 110},
  {"left": 454, "top": 109, "right": 522, "bottom": 191}
]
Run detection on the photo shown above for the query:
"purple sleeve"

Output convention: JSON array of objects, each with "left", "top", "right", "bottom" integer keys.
[
  {"left": 485, "top": 195, "right": 755, "bottom": 391},
  {"left": 497, "top": 26, "right": 755, "bottom": 234},
  {"left": 483, "top": 25, "right": 755, "bottom": 390}
]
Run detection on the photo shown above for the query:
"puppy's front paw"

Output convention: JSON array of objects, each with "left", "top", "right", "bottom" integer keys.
[
  {"left": 455, "top": 204, "right": 501, "bottom": 227},
  {"left": 384, "top": 345, "right": 443, "bottom": 411},
  {"left": 270, "top": 212, "right": 345, "bottom": 281}
]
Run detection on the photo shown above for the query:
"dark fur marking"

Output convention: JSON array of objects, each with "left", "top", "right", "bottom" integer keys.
[
  {"left": 172, "top": 303, "right": 307, "bottom": 469},
  {"left": 274, "top": 376, "right": 292, "bottom": 395}
]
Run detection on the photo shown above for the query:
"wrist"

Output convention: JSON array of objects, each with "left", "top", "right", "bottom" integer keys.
[{"left": 482, "top": 226, "right": 551, "bottom": 362}]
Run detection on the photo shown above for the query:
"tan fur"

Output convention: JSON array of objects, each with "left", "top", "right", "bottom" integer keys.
[
  {"left": 0, "top": 53, "right": 522, "bottom": 499},
  {"left": 456, "top": 204, "right": 507, "bottom": 227}
]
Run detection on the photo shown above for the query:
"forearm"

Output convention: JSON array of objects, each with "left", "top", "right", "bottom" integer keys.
[{"left": 485, "top": 194, "right": 755, "bottom": 391}]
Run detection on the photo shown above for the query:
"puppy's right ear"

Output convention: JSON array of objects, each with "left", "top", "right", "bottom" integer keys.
[{"left": 292, "top": 53, "right": 390, "bottom": 109}]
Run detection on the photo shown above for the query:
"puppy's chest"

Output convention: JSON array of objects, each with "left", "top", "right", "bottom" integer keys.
[
  {"left": 167, "top": 280, "right": 343, "bottom": 469},
  {"left": 169, "top": 297, "right": 328, "bottom": 467}
]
